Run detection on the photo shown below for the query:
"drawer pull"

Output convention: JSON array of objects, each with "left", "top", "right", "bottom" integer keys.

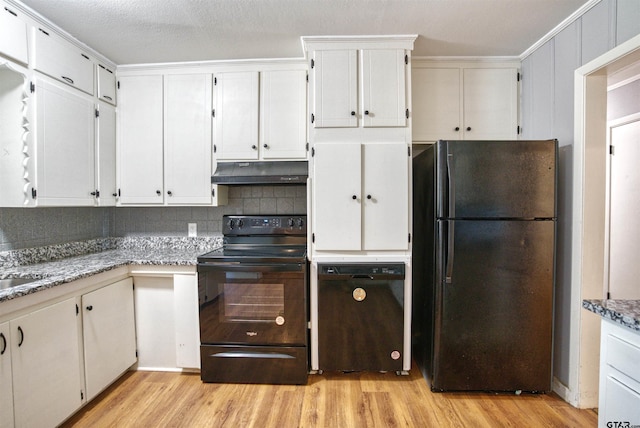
[
  {"left": 61, "top": 76, "right": 75, "bottom": 85},
  {"left": 17, "top": 326, "right": 24, "bottom": 347},
  {"left": 0, "top": 332, "right": 6, "bottom": 355}
]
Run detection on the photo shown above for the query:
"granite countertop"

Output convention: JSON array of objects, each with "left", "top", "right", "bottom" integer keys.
[
  {"left": 0, "top": 236, "right": 223, "bottom": 303},
  {"left": 582, "top": 299, "right": 640, "bottom": 332}
]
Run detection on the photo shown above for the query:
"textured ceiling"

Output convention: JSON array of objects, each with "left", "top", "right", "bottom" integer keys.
[{"left": 19, "top": 0, "right": 590, "bottom": 65}]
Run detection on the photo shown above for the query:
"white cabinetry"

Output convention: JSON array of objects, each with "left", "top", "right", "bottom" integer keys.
[
  {"left": 0, "top": 321, "right": 13, "bottom": 428},
  {"left": 598, "top": 319, "right": 640, "bottom": 427},
  {"left": 35, "top": 77, "right": 96, "bottom": 206},
  {"left": 0, "top": 2, "right": 28, "bottom": 65},
  {"left": 412, "top": 64, "right": 519, "bottom": 142},
  {"left": 312, "top": 48, "right": 407, "bottom": 128},
  {"left": 33, "top": 26, "right": 94, "bottom": 95},
  {"left": 11, "top": 298, "right": 83, "bottom": 428},
  {"left": 118, "top": 73, "right": 224, "bottom": 206},
  {"left": 97, "top": 101, "right": 117, "bottom": 205},
  {"left": 82, "top": 278, "right": 137, "bottom": 400},
  {"left": 260, "top": 70, "right": 307, "bottom": 159},
  {"left": 312, "top": 142, "right": 409, "bottom": 251},
  {"left": 117, "top": 74, "right": 164, "bottom": 204},
  {"left": 214, "top": 71, "right": 259, "bottom": 160},
  {"left": 173, "top": 274, "right": 200, "bottom": 369},
  {"left": 97, "top": 64, "right": 116, "bottom": 105}
]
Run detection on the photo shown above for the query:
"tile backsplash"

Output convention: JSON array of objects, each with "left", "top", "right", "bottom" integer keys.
[{"left": 0, "top": 185, "right": 306, "bottom": 251}]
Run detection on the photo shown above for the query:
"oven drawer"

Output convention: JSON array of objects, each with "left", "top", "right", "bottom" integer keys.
[{"left": 200, "top": 345, "right": 308, "bottom": 384}]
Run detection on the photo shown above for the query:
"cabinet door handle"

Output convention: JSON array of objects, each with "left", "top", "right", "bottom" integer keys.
[
  {"left": 466, "top": 127, "right": 471, "bottom": 131},
  {"left": 263, "top": 144, "right": 269, "bottom": 149},
  {"left": 61, "top": 76, "right": 75, "bottom": 85},
  {"left": 103, "top": 95, "right": 113, "bottom": 101},
  {"left": 351, "top": 111, "right": 356, "bottom": 116},
  {"left": 167, "top": 191, "right": 173, "bottom": 196},
  {"left": 352, "top": 195, "right": 357, "bottom": 200},
  {"left": 86, "top": 305, "right": 93, "bottom": 311},
  {"left": 0, "top": 332, "right": 6, "bottom": 355},
  {"left": 367, "top": 194, "right": 372, "bottom": 200},
  {"left": 17, "top": 326, "right": 24, "bottom": 347},
  {"left": 4, "top": 7, "right": 18, "bottom": 17},
  {"left": 251, "top": 145, "right": 257, "bottom": 150},
  {"left": 454, "top": 127, "right": 460, "bottom": 131},
  {"left": 156, "top": 190, "right": 161, "bottom": 196},
  {"left": 364, "top": 110, "right": 370, "bottom": 115}
]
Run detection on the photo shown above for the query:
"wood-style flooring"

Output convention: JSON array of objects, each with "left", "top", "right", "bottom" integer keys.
[{"left": 61, "top": 363, "right": 598, "bottom": 427}]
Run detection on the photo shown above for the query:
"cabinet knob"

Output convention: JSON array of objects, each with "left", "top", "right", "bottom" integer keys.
[
  {"left": 263, "top": 144, "right": 269, "bottom": 149},
  {"left": 156, "top": 190, "right": 161, "bottom": 196},
  {"left": 90, "top": 191, "right": 96, "bottom": 196},
  {"left": 352, "top": 195, "right": 357, "bottom": 200},
  {"left": 367, "top": 194, "right": 372, "bottom": 200},
  {"left": 364, "top": 110, "right": 370, "bottom": 116},
  {"left": 466, "top": 127, "right": 472, "bottom": 131},
  {"left": 454, "top": 127, "right": 460, "bottom": 131},
  {"left": 112, "top": 193, "right": 118, "bottom": 197},
  {"left": 351, "top": 111, "right": 356, "bottom": 116},
  {"left": 86, "top": 305, "right": 93, "bottom": 311},
  {"left": 167, "top": 191, "right": 173, "bottom": 196},
  {"left": 251, "top": 145, "right": 257, "bottom": 150}
]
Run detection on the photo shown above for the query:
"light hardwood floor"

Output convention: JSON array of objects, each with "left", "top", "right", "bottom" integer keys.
[{"left": 62, "top": 363, "right": 598, "bottom": 427}]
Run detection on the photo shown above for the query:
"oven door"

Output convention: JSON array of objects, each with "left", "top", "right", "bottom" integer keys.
[{"left": 198, "top": 262, "right": 307, "bottom": 346}]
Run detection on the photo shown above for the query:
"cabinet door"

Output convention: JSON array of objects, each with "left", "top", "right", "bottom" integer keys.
[
  {"left": 0, "top": 3, "right": 28, "bottom": 65},
  {"left": 260, "top": 70, "right": 307, "bottom": 159},
  {"left": 97, "top": 64, "right": 116, "bottom": 105},
  {"left": 462, "top": 68, "right": 518, "bottom": 140},
  {"left": 165, "top": 73, "right": 213, "bottom": 204},
  {"left": 313, "top": 142, "right": 362, "bottom": 250},
  {"left": 33, "top": 27, "right": 94, "bottom": 95},
  {"left": 412, "top": 68, "right": 461, "bottom": 141},
  {"left": 83, "top": 278, "right": 137, "bottom": 400},
  {"left": 0, "top": 321, "right": 13, "bottom": 428},
  {"left": 12, "top": 298, "right": 83, "bottom": 428},
  {"left": 361, "top": 49, "right": 406, "bottom": 127},
  {"left": 97, "top": 101, "right": 116, "bottom": 206},
  {"left": 36, "top": 78, "right": 96, "bottom": 206},
  {"left": 313, "top": 49, "right": 358, "bottom": 128},
  {"left": 214, "top": 71, "right": 259, "bottom": 160},
  {"left": 174, "top": 274, "right": 200, "bottom": 369},
  {"left": 118, "top": 75, "right": 164, "bottom": 204},
  {"left": 362, "top": 143, "right": 409, "bottom": 250}
]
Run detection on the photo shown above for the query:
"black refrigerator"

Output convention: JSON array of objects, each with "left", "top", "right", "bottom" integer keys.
[{"left": 412, "top": 140, "right": 557, "bottom": 392}]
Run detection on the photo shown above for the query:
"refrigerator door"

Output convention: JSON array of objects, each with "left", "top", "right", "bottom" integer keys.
[
  {"left": 432, "top": 219, "right": 555, "bottom": 392},
  {"left": 436, "top": 140, "right": 557, "bottom": 219}
]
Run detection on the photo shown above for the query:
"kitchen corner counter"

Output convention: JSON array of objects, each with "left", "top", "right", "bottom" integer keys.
[
  {"left": 582, "top": 299, "right": 640, "bottom": 332},
  {"left": 0, "top": 236, "right": 222, "bottom": 303}
]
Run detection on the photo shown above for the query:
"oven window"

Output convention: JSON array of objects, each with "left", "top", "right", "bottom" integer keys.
[{"left": 223, "top": 283, "right": 284, "bottom": 322}]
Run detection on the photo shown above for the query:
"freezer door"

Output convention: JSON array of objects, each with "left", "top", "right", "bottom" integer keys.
[
  {"left": 436, "top": 140, "right": 557, "bottom": 219},
  {"left": 432, "top": 219, "right": 555, "bottom": 392}
]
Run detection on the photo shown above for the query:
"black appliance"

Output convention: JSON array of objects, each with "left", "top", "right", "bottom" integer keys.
[
  {"left": 317, "top": 263, "right": 405, "bottom": 373},
  {"left": 197, "top": 215, "right": 308, "bottom": 384},
  {"left": 412, "top": 140, "right": 557, "bottom": 392}
]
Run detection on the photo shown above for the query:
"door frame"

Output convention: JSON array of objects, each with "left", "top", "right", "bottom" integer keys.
[{"left": 570, "top": 33, "right": 640, "bottom": 408}]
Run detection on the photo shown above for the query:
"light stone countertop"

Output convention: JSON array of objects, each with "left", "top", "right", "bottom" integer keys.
[{"left": 582, "top": 299, "right": 640, "bottom": 332}]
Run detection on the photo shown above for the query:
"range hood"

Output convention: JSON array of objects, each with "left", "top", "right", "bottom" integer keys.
[{"left": 211, "top": 161, "right": 308, "bottom": 185}]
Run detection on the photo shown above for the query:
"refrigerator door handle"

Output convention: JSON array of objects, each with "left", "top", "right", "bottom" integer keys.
[
  {"left": 445, "top": 221, "right": 455, "bottom": 283},
  {"left": 446, "top": 150, "right": 455, "bottom": 218}
]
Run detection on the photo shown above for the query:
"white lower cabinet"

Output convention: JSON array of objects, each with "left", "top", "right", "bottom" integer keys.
[
  {"left": 598, "top": 319, "right": 640, "bottom": 427},
  {"left": 0, "top": 321, "right": 13, "bottom": 428},
  {"left": 11, "top": 298, "right": 83, "bottom": 428},
  {"left": 82, "top": 278, "right": 137, "bottom": 400}
]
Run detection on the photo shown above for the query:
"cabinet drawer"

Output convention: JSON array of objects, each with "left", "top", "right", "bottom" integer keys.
[
  {"left": 602, "top": 375, "right": 640, "bottom": 424},
  {"left": 0, "top": 3, "right": 29, "bottom": 65},
  {"left": 33, "top": 27, "right": 94, "bottom": 95},
  {"left": 97, "top": 64, "right": 116, "bottom": 104},
  {"left": 607, "top": 334, "right": 640, "bottom": 383}
]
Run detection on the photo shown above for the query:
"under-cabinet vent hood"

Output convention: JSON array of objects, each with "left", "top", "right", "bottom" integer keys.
[{"left": 211, "top": 161, "right": 308, "bottom": 185}]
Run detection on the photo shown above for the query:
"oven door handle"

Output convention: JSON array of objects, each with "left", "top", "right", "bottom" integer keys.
[
  {"left": 198, "top": 263, "right": 303, "bottom": 273},
  {"left": 210, "top": 351, "right": 295, "bottom": 359}
]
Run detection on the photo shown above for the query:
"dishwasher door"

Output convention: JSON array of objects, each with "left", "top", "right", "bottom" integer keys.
[{"left": 317, "top": 263, "right": 405, "bottom": 372}]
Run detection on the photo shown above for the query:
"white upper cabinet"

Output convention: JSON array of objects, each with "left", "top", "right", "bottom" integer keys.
[
  {"left": 33, "top": 26, "right": 94, "bottom": 95},
  {"left": 312, "top": 48, "right": 408, "bottom": 128},
  {"left": 117, "top": 74, "right": 164, "bottom": 204},
  {"left": 214, "top": 71, "right": 259, "bottom": 160},
  {"left": 313, "top": 142, "right": 409, "bottom": 251},
  {"left": 35, "top": 78, "right": 96, "bottom": 206},
  {"left": 412, "top": 64, "right": 519, "bottom": 142},
  {"left": 260, "top": 69, "right": 307, "bottom": 159},
  {"left": 97, "top": 64, "right": 116, "bottom": 105},
  {"left": 0, "top": 2, "right": 29, "bottom": 65},
  {"left": 164, "top": 73, "right": 214, "bottom": 204},
  {"left": 96, "top": 101, "right": 117, "bottom": 206}
]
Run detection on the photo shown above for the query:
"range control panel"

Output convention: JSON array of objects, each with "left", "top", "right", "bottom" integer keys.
[{"left": 223, "top": 215, "right": 307, "bottom": 235}]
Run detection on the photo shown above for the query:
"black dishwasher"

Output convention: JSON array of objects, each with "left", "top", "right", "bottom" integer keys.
[{"left": 318, "top": 263, "right": 405, "bottom": 372}]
